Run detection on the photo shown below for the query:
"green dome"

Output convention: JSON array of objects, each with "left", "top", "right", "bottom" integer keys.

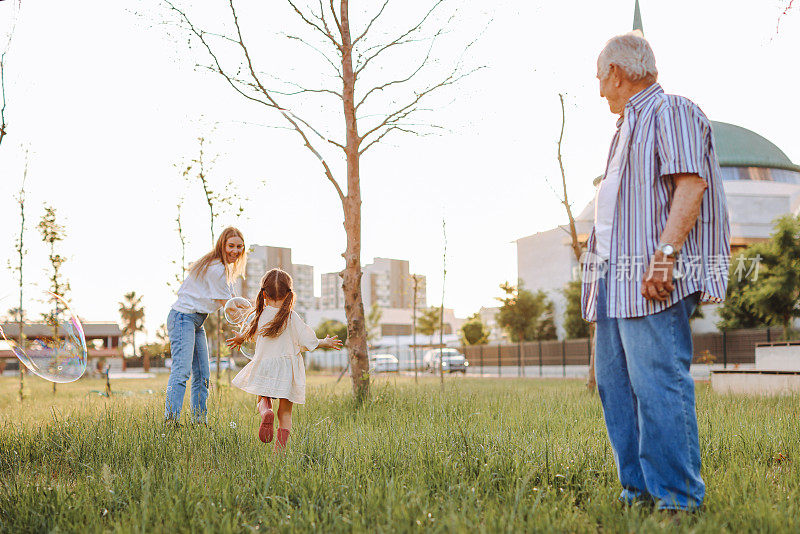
[{"left": 711, "top": 121, "right": 800, "bottom": 172}]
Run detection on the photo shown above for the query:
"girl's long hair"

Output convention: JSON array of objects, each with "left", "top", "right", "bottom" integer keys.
[
  {"left": 189, "top": 227, "right": 247, "bottom": 284},
  {"left": 244, "top": 268, "right": 294, "bottom": 340}
]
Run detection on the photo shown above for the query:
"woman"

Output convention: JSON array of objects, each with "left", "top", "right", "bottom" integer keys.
[{"left": 164, "top": 226, "right": 247, "bottom": 423}]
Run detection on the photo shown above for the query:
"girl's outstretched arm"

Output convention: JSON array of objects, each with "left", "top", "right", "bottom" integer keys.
[
  {"left": 317, "top": 335, "right": 343, "bottom": 351},
  {"left": 226, "top": 332, "right": 246, "bottom": 350}
]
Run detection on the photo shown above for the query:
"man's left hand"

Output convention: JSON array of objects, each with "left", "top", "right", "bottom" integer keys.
[{"left": 641, "top": 250, "right": 675, "bottom": 302}]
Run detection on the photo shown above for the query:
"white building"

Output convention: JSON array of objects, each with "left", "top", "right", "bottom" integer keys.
[
  {"left": 293, "top": 264, "right": 316, "bottom": 314},
  {"left": 478, "top": 306, "right": 506, "bottom": 342},
  {"left": 516, "top": 121, "right": 800, "bottom": 337},
  {"left": 320, "top": 272, "right": 344, "bottom": 310},
  {"left": 304, "top": 306, "right": 462, "bottom": 342},
  {"left": 320, "top": 258, "right": 426, "bottom": 311}
]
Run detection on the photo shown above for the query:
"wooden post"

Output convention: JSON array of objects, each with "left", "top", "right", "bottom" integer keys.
[
  {"left": 587, "top": 336, "right": 592, "bottom": 366},
  {"left": 517, "top": 342, "right": 522, "bottom": 378},
  {"left": 480, "top": 345, "right": 484, "bottom": 377},
  {"left": 722, "top": 330, "right": 727, "bottom": 369},
  {"left": 538, "top": 339, "right": 543, "bottom": 377},
  {"left": 562, "top": 339, "right": 566, "bottom": 378},
  {"left": 412, "top": 275, "right": 419, "bottom": 384}
]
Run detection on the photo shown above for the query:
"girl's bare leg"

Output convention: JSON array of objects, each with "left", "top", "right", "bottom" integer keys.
[
  {"left": 276, "top": 399, "right": 293, "bottom": 430},
  {"left": 275, "top": 399, "right": 293, "bottom": 449},
  {"left": 257, "top": 396, "right": 273, "bottom": 415}
]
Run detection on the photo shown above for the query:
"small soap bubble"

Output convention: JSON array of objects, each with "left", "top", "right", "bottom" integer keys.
[
  {"left": 0, "top": 288, "right": 88, "bottom": 383},
  {"left": 223, "top": 297, "right": 253, "bottom": 325}
]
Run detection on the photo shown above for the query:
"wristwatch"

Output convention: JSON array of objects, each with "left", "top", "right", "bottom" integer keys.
[{"left": 657, "top": 242, "right": 679, "bottom": 259}]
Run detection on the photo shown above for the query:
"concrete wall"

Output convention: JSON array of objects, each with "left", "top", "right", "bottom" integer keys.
[
  {"left": 516, "top": 227, "right": 579, "bottom": 338},
  {"left": 711, "top": 371, "right": 800, "bottom": 395},
  {"left": 756, "top": 344, "right": 800, "bottom": 371}
]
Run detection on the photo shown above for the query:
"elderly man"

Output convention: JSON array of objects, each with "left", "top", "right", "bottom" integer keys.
[{"left": 581, "top": 33, "right": 730, "bottom": 511}]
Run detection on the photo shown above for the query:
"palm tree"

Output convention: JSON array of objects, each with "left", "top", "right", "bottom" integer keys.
[{"left": 119, "top": 292, "right": 145, "bottom": 358}]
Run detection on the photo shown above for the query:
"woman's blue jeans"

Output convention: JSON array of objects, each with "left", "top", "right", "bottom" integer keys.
[
  {"left": 164, "top": 309, "right": 210, "bottom": 422},
  {"left": 595, "top": 276, "right": 704, "bottom": 510}
]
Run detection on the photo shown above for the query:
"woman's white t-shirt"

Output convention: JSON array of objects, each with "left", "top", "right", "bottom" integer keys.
[{"left": 172, "top": 260, "right": 233, "bottom": 314}]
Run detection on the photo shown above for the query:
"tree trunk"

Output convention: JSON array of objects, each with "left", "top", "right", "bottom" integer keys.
[
  {"left": 784, "top": 315, "right": 792, "bottom": 341},
  {"left": 216, "top": 310, "right": 221, "bottom": 384},
  {"left": 557, "top": 94, "right": 596, "bottom": 392},
  {"left": 340, "top": 0, "right": 369, "bottom": 403},
  {"left": 17, "top": 311, "right": 24, "bottom": 402},
  {"left": 412, "top": 277, "right": 418, "bottom": 384}
]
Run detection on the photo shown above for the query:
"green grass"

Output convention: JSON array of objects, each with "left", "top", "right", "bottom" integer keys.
[{"left": 1, "top": 373, "right": 798, "bottom": 533}]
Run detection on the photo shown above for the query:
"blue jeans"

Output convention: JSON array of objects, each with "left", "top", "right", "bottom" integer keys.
[
  {"left": 164, "top": 309, "right": 210, "bottom": 422},
  {"left": 595, "top": 276, "right": 704, "bottom": 510}
]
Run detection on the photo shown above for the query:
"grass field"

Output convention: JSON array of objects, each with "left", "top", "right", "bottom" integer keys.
[{"left": 1, "top": 373, "right": 798, "bottom": 533}]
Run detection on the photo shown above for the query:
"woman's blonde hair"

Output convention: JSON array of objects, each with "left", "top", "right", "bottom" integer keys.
[
  {"left": 243, "top": 269, "right": 294, "bottom": 340},
  {"left": 189, "top": 227, "right": 247, "bottom": 284}
]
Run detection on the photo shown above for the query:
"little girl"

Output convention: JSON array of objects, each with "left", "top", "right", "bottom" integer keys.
[{"left": 228, "top": 268, "right": 341, "bottom": 449}]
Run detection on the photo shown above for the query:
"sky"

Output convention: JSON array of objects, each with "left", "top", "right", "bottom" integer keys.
[{"left": 0, "top": 0, "right": 798, "bottom": 339}]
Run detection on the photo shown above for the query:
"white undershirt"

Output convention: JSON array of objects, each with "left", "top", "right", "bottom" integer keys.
[{"left": 594, "top": 115, "right": 631, "bottom": 261}]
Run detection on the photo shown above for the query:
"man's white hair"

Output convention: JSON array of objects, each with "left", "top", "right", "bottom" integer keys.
[{"left": 597, "top": 32, "right": 658, "bottom": 82}]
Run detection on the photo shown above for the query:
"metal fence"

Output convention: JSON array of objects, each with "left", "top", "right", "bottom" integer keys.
[
  {"left": 463, "top": 326, "right": 791, "bottom": 372},
  {"left": 307, "top": 347, "right": 430, "bottom": 371},
  {"left": 302, "top": 326, "right": 792, "bottom": 378}
]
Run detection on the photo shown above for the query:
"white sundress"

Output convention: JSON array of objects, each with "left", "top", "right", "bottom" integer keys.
[{"left": 231, "top": 308, "right": 320, "bottom": 404}]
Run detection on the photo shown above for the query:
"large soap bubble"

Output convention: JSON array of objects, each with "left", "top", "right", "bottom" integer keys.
[
  {"left": 223, "top": 297, "right": 253, "bottom": 325},
  {"left": 0, "top": 290, "right": 88, "bottom": 383},
  {"left": 237, "top": 310, "right": 256, "bottom": 359}
]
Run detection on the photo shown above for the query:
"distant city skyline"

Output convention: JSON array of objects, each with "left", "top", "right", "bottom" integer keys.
[
  {"left": 0, "top": 1, "right": 797, "bottom": 339},
  {"left": 240, "top": 245, "right": 428, "bottom": 316}
]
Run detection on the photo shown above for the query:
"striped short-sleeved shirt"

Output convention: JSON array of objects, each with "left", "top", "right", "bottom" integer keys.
[{"left": 581, "top": 83, "right": 731, "bottom": 322}]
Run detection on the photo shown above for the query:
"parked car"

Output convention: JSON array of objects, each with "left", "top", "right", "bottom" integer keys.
[
  {"left": 369, "top": 353, "right": 399, "bottom": 373},
  {"left": 166, "top": 357, "right": 238, "bottom": 372},
  {"left": 209, "top": 357, "right": 238, "bottom": 372},
  {"left": 422, "top": 348, "right": 469, "bottom": 373}
]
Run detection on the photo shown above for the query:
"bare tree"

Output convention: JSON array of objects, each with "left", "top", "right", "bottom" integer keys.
[
  {"left": 777, "top": 0, "right": 795, "bottom": 33},
  {"left": 555, "top": 93, "right": 595, "bottom": 391},
  {"left": 0, "top": 0, "right": 22, "bottom": 150},
  {"left": 10, "top": 149, "right": 29, "bottom": 401},
  {"left": 181, "top": 134, "right": 243, "bottom": 383},
  {"left": 38, "top": 205, "right": 70, "bottom": 395},
  {"left": 411, "top": 274, "right": 421, "bottom": 384},
  {"left": 182, "top": 136, "right": 221, "bottom": 242},
  {"left": 163, "top": 0, "right": 480, "bottom": 403},
  {"left": 171, "top": 197, "right": 187, "bottom": 289},
  {"left": 557, "top": 95, "right": 582, "bottom": 263},
  {"left": 438, "top": 218, "right": 447, "bottom": 390}
]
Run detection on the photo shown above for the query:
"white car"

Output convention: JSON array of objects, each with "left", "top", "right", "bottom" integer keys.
[
  {"left": 209, "top": 357, "right": 238, "bottom": 372},
  {"left": 369, "top": 353, "right": 399, "bottom": 373},
  {"left": 165, "top": 357, "right": 237, "bottom": 371},
  {"left": 422, "top": 348, "right": 469, "bottom": 374}
]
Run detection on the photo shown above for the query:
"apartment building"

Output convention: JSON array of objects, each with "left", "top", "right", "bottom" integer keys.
[
  {"left": 320, "top": 258, "right": 426, "bottom": 311},
  {"left": 238, "top": 245, "right": 315, "bottom": 317}
]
